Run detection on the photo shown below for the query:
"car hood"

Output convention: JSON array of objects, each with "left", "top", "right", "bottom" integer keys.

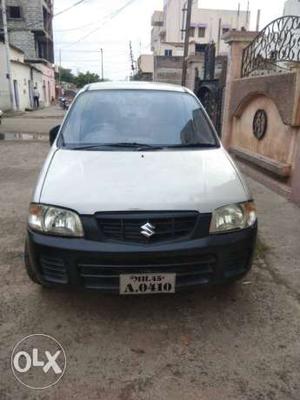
[{"left": 39, "top": 148, "right": 249, "bottom": 214}]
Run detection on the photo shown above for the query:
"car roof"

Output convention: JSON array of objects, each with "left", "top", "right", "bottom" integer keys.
[{"left": 86, "top": 81, "right": 188, "bottom": 93}]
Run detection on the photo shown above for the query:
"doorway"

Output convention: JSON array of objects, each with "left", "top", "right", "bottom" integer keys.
[
  {"left": 13, "top": 80, "right": 20, "bottom": 110},
  {"left": 28, "top": 80, "right": 33, "bottom": 108}
]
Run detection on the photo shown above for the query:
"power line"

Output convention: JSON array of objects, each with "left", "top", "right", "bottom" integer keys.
[
  {"left": 55, "top": 49, "right": 101, "bottom": 53},
  {"left": 54, "top": 0, "right": 89, "bottom": 17},
  {"left": 55, "top": 48, "right": 129, "bottom": 54},
  {"left": 60, "top": 0, "right": 138, "bottom": 49},
  {"left": 54, "top": 0, "right": 126, "bottom": 32},
  {"left": 7, "top": 0, "right": 89, "bottom": 30}
]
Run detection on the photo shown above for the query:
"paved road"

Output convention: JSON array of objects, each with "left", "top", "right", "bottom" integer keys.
[
  {"left": 0, "top": 106, "right": 65, "bottom": 136},
  {"left": 0, "top": 140, "right": 299, "bottom": 400}
]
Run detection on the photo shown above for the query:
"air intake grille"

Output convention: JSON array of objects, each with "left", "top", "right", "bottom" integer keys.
[
  {"left": 40, "top": 256, "right": 68, "bottom": 284},
  {"left": 95, "top": 211, "right": 202, "bottom": 243}
]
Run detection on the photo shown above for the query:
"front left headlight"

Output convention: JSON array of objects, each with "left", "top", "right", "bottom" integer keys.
[
  {"left": 28, "top": 204, "right": 84, "bottom": 237},
  {"left": 209, "top": 201, "right": 257, "bottom": 234}
]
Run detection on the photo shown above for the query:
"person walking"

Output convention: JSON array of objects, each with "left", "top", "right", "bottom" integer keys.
[{"left": 33, "top": 86, "right": 40, "bottom": 109}]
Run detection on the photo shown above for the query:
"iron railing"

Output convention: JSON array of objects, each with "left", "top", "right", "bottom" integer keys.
[{"left": 241, "top": 16, "right": 300, "bottom": 77}]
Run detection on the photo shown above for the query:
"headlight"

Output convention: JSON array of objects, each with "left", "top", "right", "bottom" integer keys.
[
  {"left": 209, "top": 201, "right": 256, "bottom": 234},
  {"left": 28, "top": 204, "right": 84, "bottom": 237}
]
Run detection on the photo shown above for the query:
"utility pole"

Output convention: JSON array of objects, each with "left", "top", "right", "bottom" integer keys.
[
  {"left": 236, "top": 2, "right": 241, "bottom": 30},
  {"left": 256, "top": 9, "right": 261, "bottom": 31},
  {"left": 58, "top": 49, "right": 62, "bottom": 85},
  {"left": 181, "top": 0, "right": 193, "bottom": 87},
  {"left": 129, "top": 41, "right": 135, "bottom": 78},
  {"left": 1, "top": 0, "right": 16, "bottom": 111},
  {"left": 100, "top": 48, "right": 104, "bottom": 81},
  {"left": 217, "top": 18, "right": 222, "bottom": 56},
  {"left": 246, "top": 1, "right": 250, "bottom": 29},
  {"left": 58, "top": 49, "right": 62, "bottom": 96}
]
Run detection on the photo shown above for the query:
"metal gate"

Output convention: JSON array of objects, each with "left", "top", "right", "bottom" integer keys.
[
  {"left": 194, "top": 43, "right": 226, "bottom": 136},
  {"left": 241, "top": 16, "right": 300, "bottom": 77},
  {"left": 196, "top": 81, "right": 223, "bottom": 135}
]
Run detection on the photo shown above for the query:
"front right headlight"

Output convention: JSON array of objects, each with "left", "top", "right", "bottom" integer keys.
[
  {"left": 28, "top": 204, "right": 84, "bottom": 237},
  {"left": 209, "top": 201, "right": 256, "bottom": 234}
]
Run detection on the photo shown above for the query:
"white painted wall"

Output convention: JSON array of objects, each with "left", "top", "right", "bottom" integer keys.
[
  {"left": 283, "top": 0, "right": 300, "bottom": 16},
  {"left": 11, "top": 61, "right": 32, "bottom": 111},
  {"left": 0, "top": 42, "right": 55, "bottom": 111},
  {"left": 154, "top": 1, "right": 250, "bottom": 56},
  {"left": 158, "top": 43, "right": 184, "bottom": 57},
  {"left": 164, "top": 0, "right": 186, "bottom": 43},
  {"left": 0, "top": 45, "right": 11, "bottom": 111},
  {"left": 191, "top": 7, "right": 250, "bottom": 54}
]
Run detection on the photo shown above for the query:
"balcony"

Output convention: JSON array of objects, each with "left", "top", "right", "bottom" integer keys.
[{"left": 151, "top": 10, "right": 164, "bottom": 27}]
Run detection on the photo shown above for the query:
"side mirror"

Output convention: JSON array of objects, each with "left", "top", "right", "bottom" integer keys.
[{"left": 49, "top": 125, "right": 61, "bottom": 146}]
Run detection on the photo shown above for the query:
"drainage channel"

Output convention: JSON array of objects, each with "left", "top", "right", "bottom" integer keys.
[{"left": 0, "top": 132, "right": 48, "bottom": 142}]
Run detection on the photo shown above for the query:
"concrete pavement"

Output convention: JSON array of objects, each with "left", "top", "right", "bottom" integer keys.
[
  {"left": 248, "top": 178, "right": 300, "bottom": 300},
  {"left": 0, "top": 111, "right": 300, "bottom": 399},
  {"left": 0, "top": 106, "right": 65, "bottom": 136}
]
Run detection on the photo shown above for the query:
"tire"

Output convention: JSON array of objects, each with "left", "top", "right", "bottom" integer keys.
[{"left": 222, "top": 271, "right": 249, "bottom": 287}]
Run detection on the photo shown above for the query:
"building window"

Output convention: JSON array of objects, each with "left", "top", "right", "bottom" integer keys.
[
  {"left": 198, "top": 27, "right": 206, "bottom": 38},
  {"left": 189, "top": 27, "right": 195, "bottom": 37},
  {"left": 222, "top": 27, "right": 230, "bottom": 35},
  {"left": 164, "top": 49, "right": 173, "bottom": 56},
  {"left": 7, "top": 6, "right": 22, "bottom": 19}
]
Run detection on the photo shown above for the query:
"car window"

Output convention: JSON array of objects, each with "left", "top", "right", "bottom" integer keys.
[{"left": 60, "top": 89, "right": 218, "bottom": 148}]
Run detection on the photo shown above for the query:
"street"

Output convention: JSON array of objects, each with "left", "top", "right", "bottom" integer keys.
[{"left": 0, "top": 108, "right": 300, "bottom": 400}]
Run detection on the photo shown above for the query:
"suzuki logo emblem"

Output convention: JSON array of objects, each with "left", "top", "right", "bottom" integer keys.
[{"left": 141, "top": 222, "right": 156, "bottom": 238}]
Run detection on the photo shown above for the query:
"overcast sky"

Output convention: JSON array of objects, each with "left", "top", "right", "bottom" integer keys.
[{"left": 53, "top": 0, "right": 286, "bottom": 80}]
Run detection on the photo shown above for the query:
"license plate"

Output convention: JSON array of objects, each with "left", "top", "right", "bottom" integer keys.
[{"left": 120, "top": 273, "right": 176, "bottom": 295}]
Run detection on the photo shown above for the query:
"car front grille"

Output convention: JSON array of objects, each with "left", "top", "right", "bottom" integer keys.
[
  {"left": 94, "top": 211, "right": 210, "bottom": 244},
  {"left": 78, "top": 253, "right": 217, "bottom": 290}
]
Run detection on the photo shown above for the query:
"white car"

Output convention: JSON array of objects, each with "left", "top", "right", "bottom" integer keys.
[{"left": 25, "top": 82, "right": 257, "bottom": 295}]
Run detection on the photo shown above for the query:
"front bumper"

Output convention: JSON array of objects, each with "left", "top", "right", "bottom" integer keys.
[{"left": 26, "top": 225, "right": 257, "bottom": 293}]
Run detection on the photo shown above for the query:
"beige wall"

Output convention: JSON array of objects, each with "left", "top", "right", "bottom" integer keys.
[
  {"left": 221, "top": 30, "right": 300, "bottom": 203},
  {"left": 37, "top": 62, "right": 56, "bottom": 106},
  {"left": 233, "top": 95, "right": 298, "bottom": 166},
  {"left": 138, "top": 55, "right": 154, "bottom": 74}
]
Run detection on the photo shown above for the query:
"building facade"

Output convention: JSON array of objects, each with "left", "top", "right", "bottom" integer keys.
[
  {"left": 144, "top": 1, "right": 250, "bottom": 91},
  {"left": 1, "top": 0, "right": 54, "bottom": 62},
  {"left": 0, "top": 0, "right": 55, "bottom": 110},
  {"left": 0, "top": 40, "right": 53, "bottom": 111},
  {"left": 152, "top": 0, "right": 250, "bottom": 57},
  {"left": 283, "top": 0, "right": 300, "bottom": 16}
]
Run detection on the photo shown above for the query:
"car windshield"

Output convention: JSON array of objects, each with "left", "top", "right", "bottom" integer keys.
[{"left": 60, "top": 89, "right": 218, "bottom": 149}]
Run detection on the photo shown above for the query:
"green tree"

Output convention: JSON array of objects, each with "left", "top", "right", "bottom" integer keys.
[
  {"left": 56, "top": 67, "right": 75, "bottom": 84},
  {"left": 74, "top": 71, "right": 100, "bottom": 88}
]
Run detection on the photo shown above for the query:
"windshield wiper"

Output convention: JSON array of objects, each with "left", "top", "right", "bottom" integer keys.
[
  {"left": 105, "top": 142, "right": 165, "bottom": 150},
  {"left": 68, "top": 143, "right": 165, "bottom": 151},
  {"left": 66, "top": 142, "right": 217, "bottom": 151},
  {"left": 165, "top": 143, "right": 217, "bottom": 149}
]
